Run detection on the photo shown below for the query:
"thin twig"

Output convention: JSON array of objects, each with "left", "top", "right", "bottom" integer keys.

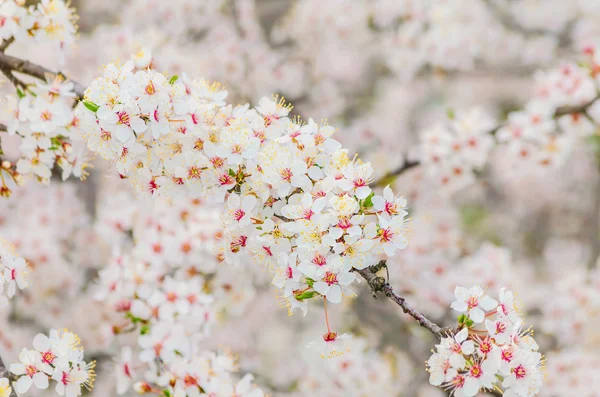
[
  {"left": 354, "top": 260, "right": 452, "bottom": 338},
  {"left": 0, "top": 354, "right": 18, "bottom": 397},
  {"left": 371, "top": 160, "right": 419, "bottom": 187},
  {"left": 0, "top": 37, "right": 15, "bottom": 53}
]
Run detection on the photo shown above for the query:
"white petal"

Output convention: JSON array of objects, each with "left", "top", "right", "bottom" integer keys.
[
  {"left": 15, "top": 376, "right": 33, "bottom": 394},
  {"left": 326, "top": 285, "right": 342, "bottom": 303},
  {"left": 313, "top": 281, "right": 328, "bottom": 295},
  {"left": 480, "top": 295, "right": 499, "bottom": 311},
  {"left": 462, "top": 340, "right": 475, "bottom": 355},
  {"left": 33, "top": 334, "right": 50, "bottom": 352},
  {"left": 463, "top": 377, "right": 480, "bottom": 397},
  {"left": 429, "top": 371, "right": 444, "bottom": 386},
  {"left": 470, "top": 307, "right": 484, "bottom": 323},
  {"left": 33, "top": 373, "right": 49, "bottom": 389},
  {"left": 451, "top": 301, "right": 468, "bottom": 312}
]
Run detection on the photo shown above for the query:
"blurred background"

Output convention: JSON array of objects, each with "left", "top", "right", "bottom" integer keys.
[{"left": 1, "top": 0, "right": 600, "bottom": 396}]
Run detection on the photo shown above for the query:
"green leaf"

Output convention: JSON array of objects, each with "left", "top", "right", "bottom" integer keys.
[
  {"left": 169, "top": 75, "right": 179, "bottom": 84},
  {"left": 140, "top": 325, "right": 150, "bottom": 335},
  {"left": 466, "top": 319, "right": 475, "bottom": 328},
  {"left": 82, "top": 100, "right": 99, "bottom": 113},
  {"left": 458, "top": 314, "right": 467, "bottom": 324},
  {"left": 228, "top": 168, "right": 236, "bottom": 177},
  {"left": 446, "top": 108, "right": 455, "bottom": 120},
  {"left": 125, "top": 312, "right": 142, "bottom": 324},
  {"left": 305, "top": 277, "right": 315, "bottom": 287},
  {"left": 16, "top": 88, "right": 25, "bottom": 99},
  {"left": 163, "top": 390, "right": 172, "bottom": 397},
  {"left": 295, "top": 290, "right": 318, "bottom": 301},
  {"left": 362, "top": 192, "right": 375, "bottom": 208}
]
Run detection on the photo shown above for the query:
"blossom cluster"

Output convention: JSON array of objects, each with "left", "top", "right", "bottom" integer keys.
[
  {"left": 78, "top": 60, "right": 410, "bottom": 346},
  {"left": 0, "top": 0, "right": 77, "bottom": 52},
  {"left": 428, "top": 286, "right": 544, "bottom": 397},
  {"left": 0, "top": 238, "right": 28, "bottom": 305},
  {"left": 9, "top": 329, "right": 94, "bottom": 397},
  {"left": 93, "top": 188, "right": 266, "bottom": 395},
  {"left": 299, "top": 338, "right": 412, "bottom": 396},
  {"left": 1, "top": 75, "right": 90, "bottom": 195},
  {"left": 418, "top": 46, "right": 600, "bottom": 193},
  {"left": 121, "top": 349, "right": 264, "bottom": 397}
]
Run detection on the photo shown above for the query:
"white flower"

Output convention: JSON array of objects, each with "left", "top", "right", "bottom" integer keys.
[
  {"left": 450, "top": 286, "right": 498, "bottom": 323},
  {"left": 502, "top": 350, "right": 544, "bottom": 397},
  {"left": 3, "top": 256, "right": 28, "bottom": 297},
  {"left": 460, "top": 357, "right": 499, "bottom": 397},
  {"left": 115, "top": 347, "right": 134, "bottom": 395},
  {"left": 427, "top": 349, "right": 457, "bottom": 386},
  {"left": 437, "top": 328, "right": 475, "bottom": 370},
  {"left": 97, "top": 104, "right": 147, "bottom": 143},
  {"left": 371, "top": 186, "right": 407, "bottom": 218},
  {"left": 0, "top": 378, "right": 12, "bottom": 397},
  {"left": 224, "top": 194, "right": 256, "bottom": 229},
  {"left": 313, "top": 269, "right": 355, "bottom": 304},
  {"left": 307, "top": 332, "right": 352, "bottom": 358},
  {"left": 10, "top": 349, "right": 49, "bottom": 394}
]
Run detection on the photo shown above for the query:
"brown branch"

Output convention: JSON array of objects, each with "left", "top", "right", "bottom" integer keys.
[
  {"left": 371, "top": 159, "right": 419, "bottom": 187},
  {"left": 0, "top": 51, "right": 85, "bottom": 99},
  {"left": 354, "top": 261, "right": 452, "bottom": 338},
  {"left": 0, "top": 37, "right": 15, "bottom": 52},
  {"left": 0, "top": 354, "right": 18, "bottom": 397}
]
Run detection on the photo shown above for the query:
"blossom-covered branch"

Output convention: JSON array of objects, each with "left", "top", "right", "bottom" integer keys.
[{"left": 0, "top": 52, "right": 85, "bottom": 98}]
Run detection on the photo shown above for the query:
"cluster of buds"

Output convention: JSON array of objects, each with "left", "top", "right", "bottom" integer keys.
[
  {"left": 0, "top": 0, "right": 77, "bottom": 52},
  {"left": 0, "top": 238, "right": 28, "bottom": 305},
  {"left": 419, "top": 108, "right": 496, "bottom": 192},
  {"left": 9, "top": 329, "right": 94, "bottom": 397},
  {"left": 427, "top": 286, "right": 544, "bottom": 397},
  {"left": 79, "top": 58, "right": 410, "bottom": 350}
]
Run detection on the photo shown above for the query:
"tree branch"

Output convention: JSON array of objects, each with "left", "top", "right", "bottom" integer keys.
[
  {"left": 371, "top": 101, "right": 597, "bottom": 187},
  {"left": 0, "top": 51, "right": 85, "bottom": 98},
  {"left": 354, "top": 261, "right": 452, "bottom": 338}
]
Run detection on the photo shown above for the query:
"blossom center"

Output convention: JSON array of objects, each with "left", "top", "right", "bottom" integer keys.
[
  {"left": 469, "top": 364, "right": 482, "bottom": 378},
  {"left": 513, "top": 365, "right": 527, "bottom": 379},
  {"left": 466, "top": 296, "right": 479, "bottom": 309},
  {"left": 324, "top": 271, "right": 337, "bottom": 285}
]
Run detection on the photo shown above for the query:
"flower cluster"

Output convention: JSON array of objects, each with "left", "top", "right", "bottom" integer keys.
[
  {"left": 418, "top": 108, "right": 496, "bottom": 192},
  {"left": 79, "top": 60, "right": 410, "bottom": 347},
  {"left": 9, "top": 329, "right": 94, "bottom": 397},
  {"left": 0, "top": 0, "right": 77, "bottom": 52},
  {"left": 0, "top": 238, "right": 28, "bottom": 305},
  {"left": 418, "top": 47, "right": 600, "bottom": 193},
  {"left": 1, "top": 75, "right": 90, "bottom": 195},
  {"left": 427, "top": 286, "right": 544, "bottom": 397},
  {"left": 122, "top": 350, "right": 264, "bottom": 397},
  {"left": 299, "top": 338, "right": 412, "bottom": 396},
  {"left": 93, "top": 189, "right": 266, "bottom": 395}
]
